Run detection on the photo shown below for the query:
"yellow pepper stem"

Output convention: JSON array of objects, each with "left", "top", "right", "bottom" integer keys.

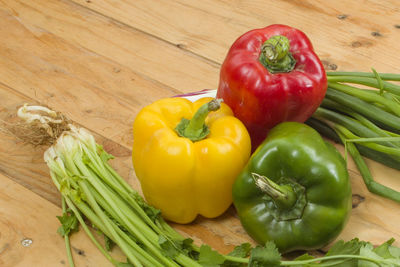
[
  {"left": 252, "top": 173, "right": 297, "bottom": 210},
  {"left": 175, "top": 99, "right": 221, "bottom": 142}
]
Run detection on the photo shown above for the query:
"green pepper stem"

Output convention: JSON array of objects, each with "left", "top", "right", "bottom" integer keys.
[
  {"left": 175, "top": 99, "right": 221, "bottom": 142},
  {"left": 259, "top": 35, "right": 296, "bottom": 73},
  {"left": 252, "top": 173, "right": 297, "bottom": 210}
]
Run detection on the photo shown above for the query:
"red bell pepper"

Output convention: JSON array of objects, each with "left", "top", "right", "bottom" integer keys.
[{"left": 217, "top": 24, "right": 327, "bottom": 149}]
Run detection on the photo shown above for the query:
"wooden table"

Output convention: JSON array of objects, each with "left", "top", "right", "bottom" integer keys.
[{"left": 1, "top": 1, "right": 400, "bottom": 266}]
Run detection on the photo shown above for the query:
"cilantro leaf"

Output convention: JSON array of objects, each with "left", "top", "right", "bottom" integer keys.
[
  {"left": 228, "top": 243, "right": 252, "bottom": 258},
  {"left": 179, "top": 238, "right": 199, "bottom": 260},
  {"left": 158, "top": 235, "right": 199, "bottom": 261},
  {"left": 97, "top": 144, "right": 114, "bottom": 162},
  {"left": 359, "top": 243, "right": 384, "bottom": 267},
  {"left": 130, "top": 192, "right": 161, "bottom": 222},
  {"left": 320, "top": 238, "right": 368, "bottom": 267},
  {"left": 104, "top": 234, "right": 115, "bottom": 251},
  {"left": 389, "top": 246, "right": 400, "bottom": 258},
  {"left": 56, "top": 211, "right": 79, "bottom": 237},
  {"left": 373, "top": 238, "right": 395, "bottom": 259},
  {"left": 249, "top": 241, "right": 281, "bottom": 267},
  {"left": 327, "top": 238, "right": 368, "bottom": 256},
  {"left": 222, "top": 243, "right": 252, "bottom": 267},
  {"left": 198, "top": 244, "right": 226, "bottom": 267},
  {"left": 293, "top": 253, "right": 314, "bottom": 261},
  {"left": 359, "top": 243, "right": 400, "bottom": 267},
  {"left": 159, "top": 235, "right": 180, "bottom": 259}
]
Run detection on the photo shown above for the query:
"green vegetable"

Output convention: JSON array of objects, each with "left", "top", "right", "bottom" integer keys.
[
  {"left": 46, "top": 125, "right": 203, "bottom": 267},
  {"left": 57, "top": 197, "right": 78, "bottom": 267},
  {"left": 308, "top": 70, "right": 400, "bottom": 202},
  {"left": 246, "top": 239, "right": 400, "bottom": 266},
  {"left": 198, "top": 245, "right": 226, "bottom": 267},
  {"left": 17, "top": 104, "right": 400, "bottom": 267},
  {"left": 232, "top": 122, "right": 352, "bottom": 253}
]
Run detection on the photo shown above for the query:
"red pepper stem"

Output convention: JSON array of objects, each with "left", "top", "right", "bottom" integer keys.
[
  {"left": 259, "top": 35, "right": 296, "bottom": 73},
  {"left": 175, "top": 99, "right": 221, "bottom": 142},
  {"left": 252, "top": 173, "right": 297, "bottom": 210}
]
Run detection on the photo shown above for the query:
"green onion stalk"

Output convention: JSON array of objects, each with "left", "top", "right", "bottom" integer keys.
[{"left": 307, "top": 70, "right": 400, "bottom": 203}]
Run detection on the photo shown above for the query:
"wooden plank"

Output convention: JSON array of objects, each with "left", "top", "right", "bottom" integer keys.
[
  {"left": 70, "top": 0, "right": 400, "bottom": 72},
  {"left": 0, "top": 0, "right": 220, "bottom": 91},
  {"left": 0, "top": 172, "right": 127, "bottom": 266},
  {"left": 0, "top": 9, "right": 177, "bottom": 149},
  {"left": 0, "top": 82, "right": 138, "bottom": 204},
  {"left": 0, "top": 0, "right": 399, "bottom": 259}
]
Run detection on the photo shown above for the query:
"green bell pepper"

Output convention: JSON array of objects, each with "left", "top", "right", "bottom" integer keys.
[{"left": 233, "top": 122, "right": 352, "bottom": 253}]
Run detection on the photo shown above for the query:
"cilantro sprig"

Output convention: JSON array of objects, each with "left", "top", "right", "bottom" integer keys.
[
  {"left": 196, "top": 238, "right": 400, "bottom": 267},
  {"left": 57, "top": 197, "right": 79, "bottom": 267}
]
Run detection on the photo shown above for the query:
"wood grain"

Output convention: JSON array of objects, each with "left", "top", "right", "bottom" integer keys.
[
  {"left": 0, "top": 172, "right": 128, "bottom": 267},
  {"left": 0, "top": 83, "right": 137, "bottom": 206},
  {"left": 0, "top": 9, "right": 176, "bottom": 149},
  {"left": 70, "top": 0, "right": 400, "bottom": 72},
  {"left": 0, "top": 0, "right": 400, "bottom": 265},
  {"left": 0, "top": 0, "right": 220, "bottom": 92}
]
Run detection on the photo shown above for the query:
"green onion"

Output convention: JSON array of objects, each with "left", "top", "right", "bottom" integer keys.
[{"left": 308, "top": 70, "right": 400, "bottom": 203}]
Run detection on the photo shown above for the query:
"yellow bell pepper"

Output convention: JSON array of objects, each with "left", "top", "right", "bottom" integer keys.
[{"left": 132, "top": 97, "right": 251, "bottom": 224}]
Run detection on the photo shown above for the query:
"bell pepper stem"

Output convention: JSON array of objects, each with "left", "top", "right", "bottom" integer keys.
[
  {"left": 251, "top": 173, "right": 297, "bottom": 210},
  {"left": 259, "top": 35, "right": 296, "bottom": 73},
  {"left": 175, "top": 99, "right": 221, "bottom": 142}
]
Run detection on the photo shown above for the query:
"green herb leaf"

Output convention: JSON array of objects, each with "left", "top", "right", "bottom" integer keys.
[
  {"left": 359, "top": 243, "right": 384, "bottom": 267},
  {"left": 389, "top": 246, "right": 400, "bottom": 258},
  {"left": 59, "top": 177, "right": 72, "bottom": 196},
  {"left": 319, "top": 238, "right": 368, "bottom": 267},
  {"left": 229, "top": 243, "right": 252, "bottom": 258},
  {"left": 159, "top": 235, "right": 180, "bottom": 259},
  {"left": 359, "top": 242, "right": 400, "bottom": 267},
  {"left": 221, "top": 243, "right": 252, "bottom": 267},
  {"left": 373, "top": 238, "right": 395, "bottom": 259},
  {"left": 327, "top": 238, "right": 368, "bottom": 256},
  {"left": 198, "top": 244, "right": 226, "bottom": 267},
  {"left": 56, "top": 211, "right": 79, "bottom": 237},
  {"left": 293, "top": 253, "right": 314, "bottom": 261},
  {"left": 292, "top": 253, "right": 315, "bottom": 267},
  {"left": 249, "top": 242, "right": 281, "bottom": 267},
  {"left": 97, "top": 144, "right": 114, "bottom": 162},
  {"left": 180, "top": 238, "right": 199, "bottom": 259},
  {"left": 104, "top": 234, "right": 115, "bottom": 251},
  {"left": 130, "top": 191, "right": 161, "bottom": 222}
]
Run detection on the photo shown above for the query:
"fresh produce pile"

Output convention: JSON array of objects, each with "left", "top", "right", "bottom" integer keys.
[
  {"left": 9, "top": 24, "right": 400, "bottom": 266},
  {"left": 15, "top": 104, "right": 400, "bottom": 266}
]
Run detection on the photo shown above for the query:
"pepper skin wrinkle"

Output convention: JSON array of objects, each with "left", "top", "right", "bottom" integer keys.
[{"left": 132, "top": 97, "right": 251, "bottom": 224}]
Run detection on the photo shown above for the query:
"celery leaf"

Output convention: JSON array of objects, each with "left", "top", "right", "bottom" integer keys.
[{"left": 56, "top": 210, "right": 79, "bottom": 237}]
